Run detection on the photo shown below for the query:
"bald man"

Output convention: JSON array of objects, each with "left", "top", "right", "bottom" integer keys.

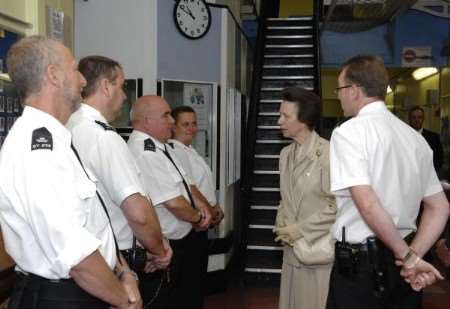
[{"left": 127, "top": 96, "right": 212, "bottom": 309}]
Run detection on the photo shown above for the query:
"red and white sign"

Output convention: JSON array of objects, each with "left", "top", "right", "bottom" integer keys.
[{"left": 402, "top": 46, "right": 432, "bottom": 67}]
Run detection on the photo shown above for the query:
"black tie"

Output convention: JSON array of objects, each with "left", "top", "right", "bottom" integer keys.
[
  {"left": 162, "top": 144, "right": 196, "bottom": 209},
  {"left": 70, "top": 143, "right": 122, "bottom": 264}
]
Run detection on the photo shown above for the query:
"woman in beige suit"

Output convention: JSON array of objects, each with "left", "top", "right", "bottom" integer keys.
[{"left": 274, "top": 87, "right": 337, "bottom": 309}]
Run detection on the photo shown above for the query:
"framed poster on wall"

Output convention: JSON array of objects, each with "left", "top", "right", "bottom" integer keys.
[{"left": 161, "top": 79, "right": 218, "bottom": 171}]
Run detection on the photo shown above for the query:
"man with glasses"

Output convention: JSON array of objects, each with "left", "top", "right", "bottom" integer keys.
[{"left": 326, "top": 55, "right": 449, "bottom": 309}]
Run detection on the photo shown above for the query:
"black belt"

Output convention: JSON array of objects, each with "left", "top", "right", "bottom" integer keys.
[
  {"left": 336, "top": 232, "right": 416, "bottom": 255},
  {"left": 15, "top": 272, "right": 104, "bottom": 302}
]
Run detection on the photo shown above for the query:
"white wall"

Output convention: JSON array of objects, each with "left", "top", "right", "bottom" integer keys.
[{"left": 74, "top": 0, "right": 158, "bottom": 94}]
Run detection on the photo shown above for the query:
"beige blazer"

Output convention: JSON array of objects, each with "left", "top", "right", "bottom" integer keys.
[{"left": 275, "top": 131, "right": 337, "bottom": 266}]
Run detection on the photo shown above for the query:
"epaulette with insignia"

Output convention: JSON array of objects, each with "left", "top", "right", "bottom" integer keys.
[
  {"left": 167, "top": 142, "right": 175, "bottom": 149},
  {"left": 31, "top": 127, "right": 53, "bottom": 151},
  {"left": 95, "top": 120, "right": 116, "bottom": 131},
  {"left": 144, "top": 138, "right": 155, "bottom": 152}
]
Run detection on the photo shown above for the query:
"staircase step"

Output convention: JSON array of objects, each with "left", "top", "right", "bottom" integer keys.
[
  {"left": 254, "top": 154, "right": 280, "bottom": 158},
  {"left": 247, "top": 245, "right": 282, "bottom": 250},
  {"left": 250, "top": 190, "right": 281, "bottom": 207},
  {"left": 256, "top": 139, "right": 289, "bottom": 144},
  {"left": 250, "top": 205, "right": 279, "bottom": 210},
  {"left": 249, "top": 224, "right": 275, "bottom": 229},
  {"left": 258, "top": 112, "right": 280, "bottom": 116},
  {"left": 266, "top": 37, "right": 313, "bottom": 46},
  {"left": 266, "top": 35, "right": 312, "bottom": 39},
  {"left": 266, "top": 44, "right": 313, "bottom": 49},
  {"left": 267, "top": 17, "right": 313, "bottom": 21},
  {"left": 264, "top": 57, "right": 314, "bottom": 66},
  {"left": 263, "top": 75, "right": 314, "bottom": 80},
  {"left": 251, "top": 187, "right": 280, "bottom": 193},
  {"left": 264, "top": 64, "right": 314, "bottom": 69},
  {"left": 265, "top": 47, "right": 314, "bottom": 56},
  {"left": 265, "top": 54, "right": 314, "bottom": 58},
  {"left": 245, "top": 268, "right": 281, "bottom": 274},
  {"left": 266, "top": 26, "right": 312, "bottom": 30},
  {"left": 261, "top": 79, "right": 315, "bottom": 90},
  {"left": 254, "top": 170, "right": 280, "bottom": 175},
  {"left": 246, "top": 250, "right": 282, "bottom": 269},
  {"left": 260, "top": 99, "right": 282, "bottom": 103},
  {"left": 257, "top": 125, "right": 280, "bottom": 130}
]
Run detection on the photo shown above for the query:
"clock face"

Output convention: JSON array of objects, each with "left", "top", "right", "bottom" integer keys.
[{"left": 174, "top": 0, "right": 211, "bottom": 40}]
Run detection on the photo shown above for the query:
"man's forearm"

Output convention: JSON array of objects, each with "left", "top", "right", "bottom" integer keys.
[
  {"left": 122, "top": 193, "right": 165, "bottom": 257},
  {"left": 70, "top": 251, "right": 128, "bottom": 308},
  {"left": 350, "top": 185, "right": 409, "bottom": 259},
  {"left": 165, "top": 195, "right": 201, "bottom": 223},
  {"left": 411, "top": 191, "right": 449, "bottom": 257}
]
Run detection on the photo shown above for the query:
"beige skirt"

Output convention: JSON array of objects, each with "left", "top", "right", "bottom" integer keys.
[{"left": 279, "top": 246, "right": 333, "bottom": 309}]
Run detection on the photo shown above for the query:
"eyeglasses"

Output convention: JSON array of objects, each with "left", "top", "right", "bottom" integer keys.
[{"left": 334, "top": 84, "right": 354, "bottom": 94}]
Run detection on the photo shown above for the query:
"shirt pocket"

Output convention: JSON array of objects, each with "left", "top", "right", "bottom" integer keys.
[{"left": 73, "top": 170, "right": 98, "bottom": 226}]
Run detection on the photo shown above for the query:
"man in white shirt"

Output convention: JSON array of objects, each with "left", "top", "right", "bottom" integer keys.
[
  {"left": 1, "top": 36, "right": 139, "bottom": 309},
  {"left": 327, "top": 55, "right": 449, "bottom": 309},
  {"left": 67, "top": 55, "right": 172, "bottom": 308},
  {"left": 128, "top": 95, "right": 212, "bottom": 309}
]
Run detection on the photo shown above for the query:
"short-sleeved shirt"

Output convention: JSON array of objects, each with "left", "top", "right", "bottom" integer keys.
[
  {"left": 0, "top": 106, "right": 116, "bottom": 279},
  {"left": 330, "top": 101, "right": 442, "bottom": 244},
  {"left": 67, "top": 104, "right": 147, "bottom": 250},
  {"left": 128, "top": 130, "right": 192, "bottom": 240},
  {"left": 168, "top": 139, "right": 217, "bottom": 205}
]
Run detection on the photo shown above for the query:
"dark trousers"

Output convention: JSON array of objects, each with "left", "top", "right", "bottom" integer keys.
[
  {"left": 168, "top": 229, "right": 208, "bottom": 309},
  {"left": 326, "top": 242, "right": 421, "bottom": 309},
  {"left": 137, "top": 270, "right": 170, "bottom": 309},
  {"left": 8, "top": 273, "right": 108, "bottom": 309}
]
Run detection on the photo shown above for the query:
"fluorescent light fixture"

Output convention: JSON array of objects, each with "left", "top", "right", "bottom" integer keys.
[
  {"left": 412, "top": 67, "right": 438, "bottom": 80},
  {"left": 387, "top": 85, "right": 393, "bottom": 94}
]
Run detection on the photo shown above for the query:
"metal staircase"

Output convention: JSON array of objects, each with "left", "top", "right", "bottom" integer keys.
[{"left": 243, "top": 14, "right": 321, "bottom": 286}]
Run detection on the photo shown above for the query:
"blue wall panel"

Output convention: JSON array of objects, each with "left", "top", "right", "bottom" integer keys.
[
  {"left": 320, "top": 9, "right": 449, "bottom": 68},
  {"left": 158, "top": 1, "right": 221, "bottom": 82}
]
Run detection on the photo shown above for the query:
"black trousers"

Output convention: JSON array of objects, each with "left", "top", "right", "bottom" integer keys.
[
  {"left": 8, "top": 273, "right": 108, "bottom": 309},
  {"left": 137, "top": 270, "right": 170, "bottom": 309},
  {"left": 168, "top": 229, "right": 208, "bottom": 309},
  {"left": 326, "top": 243, "right": 421, "bottom": 309}
]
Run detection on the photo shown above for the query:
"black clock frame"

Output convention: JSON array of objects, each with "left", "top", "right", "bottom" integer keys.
[{"left": 173, "top": 0, "right": 212, "bottom": 40}]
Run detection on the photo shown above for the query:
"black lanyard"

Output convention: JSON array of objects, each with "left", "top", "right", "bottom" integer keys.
[
  {"left": 70, "top": 143, "right": 122, "bottom": 264},
  {"left": 162, "top": 145, "right": 196, "bottom": 209}
]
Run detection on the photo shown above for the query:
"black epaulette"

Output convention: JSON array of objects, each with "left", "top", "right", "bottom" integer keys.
[
  {"left": 144, "top": 138, "right": 156, "bottom": 152},
  {"left": 31, "top": 127, "right": 53, "bottom": 151},
  {"left": 94, "top": 120, "right": 116, "bottom": 132},
  {"left": 167, "top": 142, "right": 175, "bottom": 149}
]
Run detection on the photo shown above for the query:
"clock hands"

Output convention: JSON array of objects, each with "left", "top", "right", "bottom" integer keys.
[{"left": 180, "top": 5, "right": 196, "bottom": 20}]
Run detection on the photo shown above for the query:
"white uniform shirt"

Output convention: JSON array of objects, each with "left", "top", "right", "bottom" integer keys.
[
  {"left": 128, "top": 130, "right": 193, "bottom": 240},
  {"left": 330, "top": 101, "right": 442, "bottom": 244},
  {"left": 0, "top": 106, "right": 116, "bottom": 279},
  {"left": 168, "top": 139, "right": 217, "bottom": 205},
  {"left": 67, "top": 104, "right": 146, "bottom": 250}
]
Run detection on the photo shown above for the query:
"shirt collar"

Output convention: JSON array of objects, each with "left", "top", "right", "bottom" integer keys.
[
  {"left": 132, "top": 130, "right": 166, "bottom": 151},
  {"left": 418, "top": 127, "right": 424, "bottom": 134},
  {"left": 168, "top": 139, "right": 189, "bottom": 150},
  {"left": 357, "top": 100, "right": 387, "bottom": 116},
  {"left": 79, "top": 103, "right": 108, "bottom": 123},
  {"left": 22, "top": 106, "right": 72, "bottom": 145}
]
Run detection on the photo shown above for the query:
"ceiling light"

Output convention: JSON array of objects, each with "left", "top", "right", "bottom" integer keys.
[{"left": 412, "top": 67, "right": 438, "bottom": 80}]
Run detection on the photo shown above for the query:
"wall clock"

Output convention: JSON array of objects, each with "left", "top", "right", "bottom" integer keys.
[{"left": 174, "top": 0, "right": 212, "bottom": 40}]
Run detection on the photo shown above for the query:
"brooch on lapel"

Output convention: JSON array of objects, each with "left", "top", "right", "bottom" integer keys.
[{"left": 316, "top": 149, "right": 322, "bottom": 157}]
